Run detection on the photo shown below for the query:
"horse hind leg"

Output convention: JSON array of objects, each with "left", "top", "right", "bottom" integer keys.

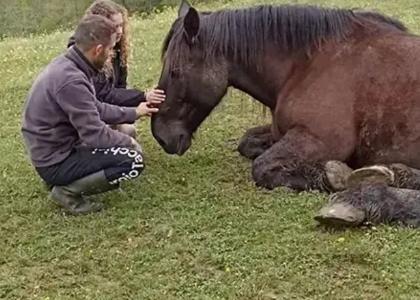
[
  {"left": 237, "top": 124, "right": 274, "bottom": 159},
  {"left": 315, "top": 182, "right": 420, "bottom": 228},
  {"left": 346, "top": 163, "right": 420, "bottom": 191},
  {"left": 314, "top": 195, "right": 366, "bottom": 227},
  {"left": 347, "top": 165, "right": 395, "bottom": 187},
  {"left": 316, "top": 163, "right": 420, "bottom": 228},
  {"left": 388, "top": 163, "right": 420, "bottom": 190}
]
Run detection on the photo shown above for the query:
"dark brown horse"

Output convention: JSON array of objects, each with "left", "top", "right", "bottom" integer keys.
[{"left": 151, "top": 0, "right": 420, "bottom": 192}]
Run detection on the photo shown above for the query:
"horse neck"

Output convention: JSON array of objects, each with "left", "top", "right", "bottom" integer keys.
[{"left": 227, "top": 48, "right": 303, "bottom": 110}]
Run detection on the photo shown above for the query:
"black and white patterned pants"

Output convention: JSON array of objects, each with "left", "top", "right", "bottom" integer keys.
[{"left": 36, "top": 146, "right": 144, "bottom": 186}]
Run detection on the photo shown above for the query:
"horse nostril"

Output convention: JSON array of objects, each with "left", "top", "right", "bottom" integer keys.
[
  {"left": 177, "top": 133, "right": 185, "bottom": 149},
  {"left": 155, "top": 134, "right": 166, "bottom": 147}
]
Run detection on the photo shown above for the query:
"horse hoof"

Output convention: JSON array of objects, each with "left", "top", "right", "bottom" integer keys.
[
  {"left": 347, "top": 165, "right": 394, "bottom": 187},
  {"left": 314, "top": 202, "right": 365, "bottom": 227},
  {"left": 324, "top": 160, "right": 353, "bottom": 191}
]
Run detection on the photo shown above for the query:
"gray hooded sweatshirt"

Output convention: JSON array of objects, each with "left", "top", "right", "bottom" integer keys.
[{"left": 21, "top": 46, "right": 137, "bottom": 167}]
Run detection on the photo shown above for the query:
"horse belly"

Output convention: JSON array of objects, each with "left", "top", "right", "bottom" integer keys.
[
  {"left": 273, "top": 34, "right": 420, "bottom": 168},
  {"left": 353, "top": 36, "right": 420, "bottom": 168},
  {"left": 354, "top": 97, "right": 420, "bottom": 169}
]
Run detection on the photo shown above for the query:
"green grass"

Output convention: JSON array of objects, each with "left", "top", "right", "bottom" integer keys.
[
  {"left": 2, "top": 0, "right": 420, "bottom": 299},
  {"left": 0, "top": 0, "right": 181, "bottom": 39}
]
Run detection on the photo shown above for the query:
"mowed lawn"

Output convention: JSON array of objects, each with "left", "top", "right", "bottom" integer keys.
[{"left": 2, "top": 0, "right": 420, "bottom": 299}]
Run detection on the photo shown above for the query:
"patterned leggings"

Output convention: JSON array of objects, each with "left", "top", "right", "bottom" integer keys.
[{"left": 36, "top": 146, "right": 144, "bottom": 186}]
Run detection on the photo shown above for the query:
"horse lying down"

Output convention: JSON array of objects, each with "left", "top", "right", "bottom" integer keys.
[
  {"left": 315, "top": 162, "right": 420, "bottom": 228},
  {"left": 153, "top": 1, "right": 420, "bottom": 194}
]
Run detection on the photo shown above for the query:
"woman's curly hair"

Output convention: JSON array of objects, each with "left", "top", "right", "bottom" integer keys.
[{"left": 85, "top": 0, "right": 130, "bottom": 75}]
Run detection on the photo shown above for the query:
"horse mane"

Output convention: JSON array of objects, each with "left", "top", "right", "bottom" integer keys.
[
  {"left": 354, "top": 10, "right": 408, "bottom": 32},
  {"left": 162, "top": 5, "right": 408, "bottom": 70}
]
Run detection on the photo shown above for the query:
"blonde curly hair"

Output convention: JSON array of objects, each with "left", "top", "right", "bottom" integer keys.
[{"left": 85, "top": 0, "right": 130, "bottom": 75}]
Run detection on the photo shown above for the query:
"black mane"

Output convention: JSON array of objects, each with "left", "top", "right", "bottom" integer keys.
[{"left": 162, "top": 5, "right": 407, "bottom": 70}]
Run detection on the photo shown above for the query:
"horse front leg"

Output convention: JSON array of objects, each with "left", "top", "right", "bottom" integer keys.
[
  {"left": 237, "top": 124, "right": 274, "bottom": 159},
  {"left": 251, "top": 126, "right": 344, "bottom": 192}
]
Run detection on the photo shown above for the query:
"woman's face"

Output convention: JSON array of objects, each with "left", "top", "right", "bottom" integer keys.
[{"left": 110, "top": 13, "right": 123, "bottom": 43}]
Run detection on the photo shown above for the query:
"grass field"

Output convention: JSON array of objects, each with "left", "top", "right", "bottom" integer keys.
[
  {"left": 0, "top": 0, "right": 179, "bottom": 38},
  {"left": 2, "top": 0, "right": 420, "bottom": 299}
]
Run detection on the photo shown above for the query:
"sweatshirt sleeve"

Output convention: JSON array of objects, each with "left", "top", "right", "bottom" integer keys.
[
  {"left": 93, "top": 73, "right": 146, "bottom": 107},
  {"left": 99, "top": 86, "right": 146, "bottom": 107},
  {"left": 95, "top": 98, "right": 137, "bottom": 125},
  {"left": 56, "top": 80, "right": 135, "bottom": 148}
]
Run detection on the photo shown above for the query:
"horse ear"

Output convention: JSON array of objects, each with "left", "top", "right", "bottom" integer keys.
[
  {"left": 178, "top": 0, "right": 191, "bottom": 18},
  {"left": 183, "top": 7, "right": 200, "bottom": 43}
]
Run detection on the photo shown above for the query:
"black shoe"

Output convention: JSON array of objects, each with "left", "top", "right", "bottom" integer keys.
[
  {"left": 51, "top": 186, "right": 103, "bottom": 215},
  {"left": 50, "top": 170, "right": 118, "bottom": 215}
]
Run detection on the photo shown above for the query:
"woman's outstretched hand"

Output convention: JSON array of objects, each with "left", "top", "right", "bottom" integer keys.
[{"left": 145, "top": 89, "right": 166, "bottom": 105}]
